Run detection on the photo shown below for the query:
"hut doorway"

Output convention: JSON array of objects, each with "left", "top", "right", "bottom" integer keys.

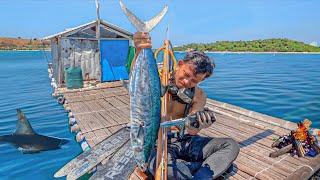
[{"left": 100, "top": 39, "right": 129, "bottom": 82}]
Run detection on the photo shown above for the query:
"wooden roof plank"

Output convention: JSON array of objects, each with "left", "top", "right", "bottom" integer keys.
[{"left": 202, "top": 127, "right": 300, "bottom": 172}]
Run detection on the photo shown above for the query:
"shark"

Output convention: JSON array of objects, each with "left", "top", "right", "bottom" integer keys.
[{"left": 0, "top": 109, "right": 68, "bottom": 153}]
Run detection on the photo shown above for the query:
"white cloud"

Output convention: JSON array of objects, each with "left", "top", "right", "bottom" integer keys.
[{"left": 310, "top": 41, "right": 318, "bottom": 47}]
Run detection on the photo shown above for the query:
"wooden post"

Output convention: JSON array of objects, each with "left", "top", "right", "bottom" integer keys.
[
  {"left": 57, "top": 37, "right": 62, "bottom": 86},
  {"left": 269, "top": 144, "right": 292, "bottom": 158},
  {"left": 95, "top": 0, "right": 101, "bottom": 82},
  {"left": 155, "top": 40, "right": 172, "bottom": 180}
]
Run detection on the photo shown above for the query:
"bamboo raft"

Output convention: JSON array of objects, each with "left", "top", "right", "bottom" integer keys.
[{"left": 53, "top": 81, "right": 320, "bottom": 180}]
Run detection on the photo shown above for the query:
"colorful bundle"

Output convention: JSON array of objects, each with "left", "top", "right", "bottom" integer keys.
[{"left": 270, "top": 119, "right": 320, "bottom": 158}]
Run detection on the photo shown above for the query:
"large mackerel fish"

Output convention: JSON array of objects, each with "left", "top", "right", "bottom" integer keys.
[{"left": 120, "top": 0, "right": 168, "bottom": 170}]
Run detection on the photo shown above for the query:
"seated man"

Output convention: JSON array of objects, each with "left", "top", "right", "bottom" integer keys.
[{"left": 134, "top": 32, "right": 240, "bottom": 179}]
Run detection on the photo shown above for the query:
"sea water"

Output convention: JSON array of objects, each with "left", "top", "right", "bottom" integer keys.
[
  {"left": 0, "top": 51, "right": 319, "bottom": 179},
  {"left": 0, "top": 51, "right": 81, "bottom": 179},
  {"left": 173, "top": 52, "right": 320, "bottom": 128}
]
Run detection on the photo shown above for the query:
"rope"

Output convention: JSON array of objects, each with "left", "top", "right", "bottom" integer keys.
[
  {"left": 296, "top": 164, "right": 315, "bottom": 174},
  {"left": 249, "top": 154, "right": 289, "bottom": 179},
  {"left": 249, "top": 154, "right": 315, "bottom": 179}
]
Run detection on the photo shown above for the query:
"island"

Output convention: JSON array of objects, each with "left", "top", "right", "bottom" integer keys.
[
  {"left": 174, "top": 39, "right": 320, "bottom": 53},
  {"left": 0, "top": 37, "right": 50, "bottom": 50}
]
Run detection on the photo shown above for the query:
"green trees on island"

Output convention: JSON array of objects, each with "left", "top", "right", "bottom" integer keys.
[{"left": 174, "top": 39, "right": 320, "bottom": 52}]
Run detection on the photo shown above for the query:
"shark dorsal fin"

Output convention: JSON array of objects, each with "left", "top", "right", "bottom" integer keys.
[
  {"left": 119, "top": 0, "right": 168, "bottom": 32},
  {"left": 15, "top": 109, "right": 36, "bottom": 135}
]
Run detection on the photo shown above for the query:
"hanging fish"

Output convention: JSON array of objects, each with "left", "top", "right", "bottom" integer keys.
[{"left": 119, "top": 0, "right": 168, "bottom": 170}]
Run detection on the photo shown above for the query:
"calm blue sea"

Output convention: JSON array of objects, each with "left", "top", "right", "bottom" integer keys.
[
  {"left": 174, "top": 52, "right": 320, "bottom": 127},
  {"left": 0, "top": 51, "right": 319, "bottom": 179},
  {"left": 0, "top": 51, "right": 81, "bottom": 179}
]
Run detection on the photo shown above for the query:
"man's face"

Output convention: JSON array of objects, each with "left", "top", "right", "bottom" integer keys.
[{"left": 174, "top": 60, "right": 207, "bottom": 89}]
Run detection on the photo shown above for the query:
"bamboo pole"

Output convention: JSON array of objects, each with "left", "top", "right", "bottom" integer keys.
[
  {"left": 95, "top": 0, "right": 101, "bottom": 82},
  {"left": 155, "top": 40, "right": 171, "bottom": 180}
]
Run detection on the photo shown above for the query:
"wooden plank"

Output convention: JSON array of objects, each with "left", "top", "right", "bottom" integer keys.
[
  {"left": 84, "top": 131, "right": 96, "bottom": 147},
  {"left": 200, "top": 130, "right": 275, "bottom": 179},
  {"left": 115, "top": 95, "right": 130, "bottom": 105},
  {"left": 238, "top": 155, "right": 286, "bottom": 180},
  {"left": 203, "top": 126, "right": 299, "bottom": 169},
  {"left": 211, "top": 119, "right": 292, "bottom": 155},
  {"left": 80, "top": 113, "right": 106, "bottom": 135},
  {"left": 210, "top": 121, "right": 274, "bottom": 148},
  {"left": 102, "top": 91, "right": 116, "bottom": 98},
  {"left": 93, "top": 129, "right": 108, "bottom": 140},
  {"left": 214, "top": 119, "right": 276, "bottom": 144},
  {"left": 223, "top": 171, "right": 247, "bottom": 180},
  {"left": 86, "top": 138, "right": 94, "bottom": 147},
  {"left": 242, "top": 148, "right": 296, "bottom": 173},
  {"left": 106, "top": 96, "right": 127, "bottom": 108},
  {"left": 230, "top": 168, "right": 254, "bottom": 179},
  {"left": 99, "top": 111, "right": 119, "bottom": 127},
  {"left": 208, "top": 105, "right": 292, "bottom": 136},
  {"left": 201, "top": 124, "right": 316, "bottom": 179},
  {"left": 285, "top": 166, "right": 314, "bottom": 180},
  {"left": 74, "top": 114, "right": 92, "bottom": 133},
  {"left": 113, "top": 108, "right": 130, "bottom": 123},
  {"left": 206, "top": 99, "right": 297, "bottom": 130},
  {"left": 110, "top": 108, "right": 129, "bottom": 124},
  {"left": 239, "top": 151, "right": 287, "bottom": 179},
  {"left": 108, "top": 125, "right": 123, "bottom": 134},
  {"left": 235, "top": 159, "right": 274, "bottom": 180},
  {"left": 58, "top": 83, "right": 320, "bottom": 179},
  {"left": 90, "top": 112, "right": 108, "bottom": 128},
  {"left": 103, "top": 128, "right": 112, "bottom": 138},
  {"left": 214, "top": 113, "right": 290, "bottom": 138},
  {"left": 84, "top": 101, "right": 104, "bottom": 112},
  {"left": 71, "top": 101, "right": 92, "bottom": 114},
  {"left": 67, "top": 102, "right": 83, "bottom": 114},
  {"left": 97, "top": 98, "right": 113, "bottom": 109},
  {"left": 119, "top": 106, "right": 131, "bottom": 118}
]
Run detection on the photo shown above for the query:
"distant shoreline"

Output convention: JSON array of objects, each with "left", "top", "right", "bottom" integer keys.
[
  {"left": 1, "top": 50, "right": 320, "bottom": 54},
  {"left": 0, "top": 49, "right": 50, "bottom": 52},
  {"left": 176, "top": 51, "right": 320, "bottom": 54}
]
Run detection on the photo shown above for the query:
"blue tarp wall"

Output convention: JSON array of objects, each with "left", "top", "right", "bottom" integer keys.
[{"left": 100, "top": 40, "right": 129, "bottom": 82}]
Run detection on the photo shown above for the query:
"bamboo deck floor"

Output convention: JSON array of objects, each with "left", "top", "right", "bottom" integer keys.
[{"left": 57, "top": 81, "right": 320, "bottom": 180}]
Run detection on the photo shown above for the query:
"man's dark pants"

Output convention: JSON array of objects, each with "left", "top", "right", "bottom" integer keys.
[{"left": 148, "top": 134, "right": 240, "bottom": 179}]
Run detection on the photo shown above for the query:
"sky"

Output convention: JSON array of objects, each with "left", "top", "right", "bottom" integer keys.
[{"left": 0, "top": 0, "right": 319, "bottom": 47}]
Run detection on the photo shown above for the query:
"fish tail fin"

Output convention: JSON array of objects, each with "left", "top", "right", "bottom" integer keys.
[{"left": 119, "top": 0, "right": 168, "bottom": 32}]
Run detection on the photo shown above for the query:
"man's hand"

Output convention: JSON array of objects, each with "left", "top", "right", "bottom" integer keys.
[
  {"left": 133, "top": 32, "right": 152, "bottom": 51},
  {"left": 186, "top": 107, "right": 216, "bottom": 132}
]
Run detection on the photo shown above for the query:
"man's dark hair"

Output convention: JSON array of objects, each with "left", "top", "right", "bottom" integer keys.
[{"left": 184, "top": 51, "right": 215, "bottom": 78}]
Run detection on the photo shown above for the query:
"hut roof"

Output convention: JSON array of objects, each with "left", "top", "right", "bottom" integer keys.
[{"left": 43, "top": 19, "right": 133, "bottom": 40}]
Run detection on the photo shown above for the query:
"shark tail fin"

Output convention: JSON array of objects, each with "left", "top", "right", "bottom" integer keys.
[
  {"left": 15, "top": 109, "right": 36, "bottom": 135},
  {"left": 119, "top": 0, "right": 168, "bottom": 32}
]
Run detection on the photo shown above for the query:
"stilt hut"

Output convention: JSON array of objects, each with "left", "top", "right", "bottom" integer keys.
[{"left": 43, "top": 19, "right": 133, "bottom": 87}]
